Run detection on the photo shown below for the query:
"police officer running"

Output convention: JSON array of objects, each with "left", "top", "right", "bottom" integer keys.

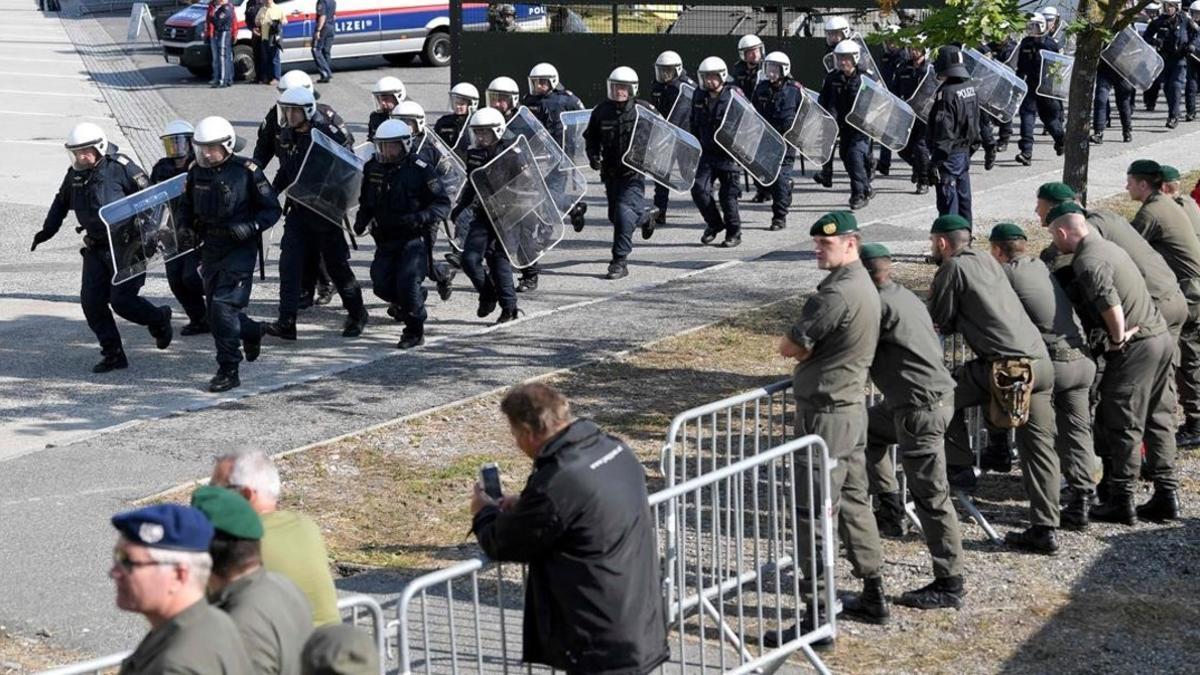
[
  {"left": 732, "top": 34, "right": 764, "bottom": 95},
  {"left": 176, "top": 117, "right": 280, "bottom": 392},
  {"left": 978, "top": 36, "right": 1016, "bottom": 162},
  {"left": 434, "top": 82, "right": 479, "bottom": 157},
  {"left": 649, "top": 50, "right": 695, "bottom": 226},
  {"left": 890, "top": 40, "right": 935, "bottom": 194},
  {"left": 583, "top": 66, "right": 660, "bottom": 280},
  {"left": 1144, "top": 0, "right": 1197, "bottom": 127},
  {"left": 1092, "top": 54, "right": 1136, "bottom": 144},
  {"left": 367, "top": 76, "right": 406, "bottom": 141},
  {"left": 1014, "top": 14, "right": 1065, "bottom": 164},
  {"left": 820, "top": 40, "right": 875, "bottom": 210},
  {"left": 752, "top": 51, "right": 802, "bottom": 230},
  {"left": 253, "top": 70, "right": 351, "bottom": 167},
  {"left": 151, "top": 120, "right": 208, "bottom": 336},
  {"left": 1187, "top": 2, "right": 1200, "bottom": 120},
  {"left": 31, "top": 123, "right": 173, "bottom": 374},
  {"left": 522, "top": 62, "right": 587, "bottom": 233},
  {"left": 928, "top": 45, "right": 980, "bottom": 224},
  {"left": 691, "top": 56, "right": 744, "bottom": 247},
  {"left": 485, "top": 76, "right": 521, "bottom": 123},
  {"left": 355, "top": 121, "right": 451, "bottom": 349}
]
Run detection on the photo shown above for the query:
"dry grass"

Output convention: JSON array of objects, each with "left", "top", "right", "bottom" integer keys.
[{"left": 0, "top": 632, "right": 94, "bottom": 674}]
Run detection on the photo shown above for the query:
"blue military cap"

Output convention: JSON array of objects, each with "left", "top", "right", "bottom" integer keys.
[{"left": 111, "top": 504, "right": 214, "bottom": 552}]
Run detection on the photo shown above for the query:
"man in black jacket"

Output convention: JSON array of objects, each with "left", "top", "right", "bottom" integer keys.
[
  {"left": 472, "top": 383, "right": 670, "bottom": 675},
  {"left": 927, "top": 45, "right": 980, "bottom": 224}
]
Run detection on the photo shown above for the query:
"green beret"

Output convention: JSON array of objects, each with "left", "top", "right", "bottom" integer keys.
[
  {"left": 988, "top": 223, "right": 1027, "bottom": 242},
  {"left": 1046, "top": 201, "right": 1086, "bottom": 224},
  {"left": 1036, "top": 182, "right": 1076, "bottom": 204},
  {"left": 1161, "top": 165, "right": 1182, "bottom": 182},
  {"left": 810, "top": 211, "right": 858, "bottom": 237},
  {"left": 190, "top": 485, "right": 263, "bottom": 541},
  {"left": 302, "top": 624, "right": 379, "bottom": 675},
  {"left": 859, "top": 243, "right": 891, "bottom": 260},
  {"left": 1128, "top": 159, "right": 1162, "bottom": 176},
  {"left": 930, "top": 214, "right": 971, "bottom": 234}
]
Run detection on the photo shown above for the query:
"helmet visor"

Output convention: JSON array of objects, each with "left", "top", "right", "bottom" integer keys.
[
  {"left": 67, "top": 146, "right": 101, "bottom": 171},
  {"left": 764, "top": 61, "right": 786, "bottom": 81},
  {"left": 374, "top": 137, "right": 410, "bottom": 164},
  {"left": 655, "top": 65, "right": 678, "bottom": 83},
  {"left": 528, "top": 76, "right": 553, "bottom": 94},
  {"left": 742, "top": 45, "right": 764, "bottom": 63},
  {"left": 277, "top": 103, "right": 310, "bottom": 128},
  {"left": 191, "top": 140, "right": 230, "bottom": 169},
  {"left": 699, "top": 71, "right": 724, "bottom": 91},
  {"left": 374, "top": 92, "right": 399, "bottom": 113},
  {"left": 826, "top": 30, "right": 846, "bottom": 46},
  {"left": 161, "top": 133, "right": 192, "bottom": 159},
  {"left": 470, "top": 125, "right": 500, "bottom": 148},
  {"left": 485, "top": 91, "right": 517, "bottom": 112},
  {"left": 607, "top": 81, "right": 635, "bottom": 101},
  {"left": 450, "top": 93, "right": 477, "bottom": 113}
]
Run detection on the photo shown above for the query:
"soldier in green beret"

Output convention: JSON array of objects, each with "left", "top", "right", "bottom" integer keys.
[
  {"left": 1159, "top": 165, "right": 1200, "bottom": 241},
  {"left": 1047, "top": 206, "right": 1179, "bottom": 523},
  {"left": 988, "top": 224, "right": 1099, "bottom": 529},
  {"left": 301, "top": 624, "right": 379, "bottom": 675},
  {"left": 927, "top": 213, "right": 1062, "bottom": 554},
  {"left": 859, "top": 243, "right": 966, "bottom": 610},
  {"left": 770, "top": 210, "right": 886, "bottom": 644},
  {"left": 191, "top": 485, "right": 315, "bottom": 675}
]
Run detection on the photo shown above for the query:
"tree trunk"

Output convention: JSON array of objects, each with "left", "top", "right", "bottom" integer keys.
[{"left": 1062, "top": 28, "right": 1105, "bottom": 206}]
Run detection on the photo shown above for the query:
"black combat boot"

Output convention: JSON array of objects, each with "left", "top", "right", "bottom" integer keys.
[
  {"left": 342, "top": 308, "right": 369, "bottom": 338},
  {"left": 842, "top": 576, "right": 890, "bottom": 624},
  {"left": 654, "top": 209, "right": 666, "bottom": 225},
  {"left": 1136, "top": 489, "right": 1180, "bottom": 522},
  {"left": 397, "top": 328, "right": 424, "bottom": 350},
  {"left": 1060, "top": 491, "right": 1090, "bottom": 531},
  {"left": 701, "top": 227, "right": 720, "bottom": 245},
  {"left": 605, "top": 259, "right": 628, "bottom": 280},
  {"left": 208, "top": 367, "right": 240, "bottom": 393},
  {"left": 874, "top": 491, "right": 907, "bottom": 538},
  {"left": 769, "top": 216, "right": 786, "bottom": 231},
  {"left": 1167, "top": 117, "right": 1179, "bottom": 129},
  {"left": 980, "top": 431, "right": 1013, "bottom": 472},
  {"left": 444, "top": 251, "right": 463, "bottom": 269},
  {"left": 640, "top": 208, "right": 659, "bottom": 240},
  {"left": 263, "top": 314, "right": 297, "bottom": 340},
  {"left": 915, "top": 181, "right": 930, "bottom": 195},
  {"left": 516, "top": 273, "right": 538, "bottom": 293},
  {"left": 947, "top": 464, "right": 979, "bottom": 490},
  {"left": 92, "top": 351, "right": 129, "bottom": 374},
  {"left": 722, "top": 232, "right": 742, "bottom": 248},
  {"left": 570, "top": 202, "right": 587, "bottom": 232},
  {"left": 1015, "top": 152, "right": 1032, "bottom": 166},
  {"left": 1004, "top": 525, "right": 1058, "bottom": 555},
  {"left": 242, "top": 322, "right": 263, "bottom": 363},
  {"left": 1091, "top": 495, "right": 1136, "bottom": 525},
  {"left": 984, "top": 146, "right": 996, "bottom": 170},
  {"left": 894, "top": 575, "right": 965, "bottom": 610},
  {"left": 314, "top": 282, "right": 335, "bottom": 306},
  {"left": 1175, "top": 419, "right": 1200, "bottom": 447},
  {"left": 180, "top": 319, "right": 210, "bottom": 336},
  {"left": 813, "top": 173, "right": 833, "bottom": 188},
  {"left": 1089, "top": 132, "right": 1104, "bottom": 145},
  {"left": 149, "top": 306, "right": 173, "bottom": 350},
  {"left": 1122, "top": 128, "right": 1133, "bottom": 142},
  {"left": 496, "top": 307, "right": 521, "bottom": 324}
]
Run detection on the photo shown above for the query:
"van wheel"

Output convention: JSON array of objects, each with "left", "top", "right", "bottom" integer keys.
[
  {"left": 384, "top": 53, "right": 417, "bottom": 66},
  {"left": 233, "top": 43, "right": 256, "bottom": 82},
  {"left": 422, "top": 30, "right": 450, "bottom": 67},
  {"left": 186, "top": 65, "right": 211, "bottom": 79}
]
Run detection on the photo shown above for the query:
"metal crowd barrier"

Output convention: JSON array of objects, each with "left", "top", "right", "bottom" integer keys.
[
  {"left": 40, "top": 594, "right": 388, "bottom": 675},
  {"left": 943, "top": 334, "right": 1005, "bottom": 544}
]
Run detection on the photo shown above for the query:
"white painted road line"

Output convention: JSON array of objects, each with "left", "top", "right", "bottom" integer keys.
[{"left": 0, "top": 88, "right": 101, "bottom": 98}]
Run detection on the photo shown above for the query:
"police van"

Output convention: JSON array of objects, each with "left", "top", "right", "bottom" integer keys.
[{"left": 161, "top": 0, "right": 546, "bottom": 80}]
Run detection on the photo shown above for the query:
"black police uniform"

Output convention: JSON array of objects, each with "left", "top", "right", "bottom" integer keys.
[
  {"left": 877, "top": 44, "right": 906, "bottom": 174},
  {"left": 366, "top": 110, "right": 390, "bottom": 142},
  {"left": 690, "top": 82, "right": 744, "bottom": 245},
  {"left": 732, "top": 59, "right": 761, "bottom": 98},
  {"left": 928, "top": 61, "right": 980, "bottom": 223},
  {"left": 34, "top": 145, "right": 172, "bottom": 371},
  {"left": 176, "top": 154, "right": 281, "bottom": 389},
  {"left": 889, "top": 56, "right": 936, "bottom": 192},
  {"left": 752, "top": 76, "right": 802, "bottom": 228},
  {"left": 151, "top": 156, "right": 208, "bottom": 331},
  {"left": 1094, "top": 59, "right": 1135, "bottom": 142},
  {"left": 433, "top": 112, "right": 470, "bottom": 159},
  {"left": 584, "top": 97, "right": 658, "bottom": 275},
  {"left": 820, "top": 65, "right": 874, "bottom": 208},
  {"left": 978, "top": 39, "right": 1016, "bottom": 155},
  {"left": 355, "top": 147, "right": 451, "bottom": 346},
  {"left": 1144, "top": 10, "right": 1197, "bottom": 122},
  {"left": 451, "top": 139, "right": 519, "bottom": 320},
  {"left": 1015, "top": 32, "right": 1065, "bottom": 160},
  {"left": 649, "top": 70, "right": 695, "bottom": 220}
]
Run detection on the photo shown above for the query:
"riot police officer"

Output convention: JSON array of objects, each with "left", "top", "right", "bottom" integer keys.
[
  {"left": 890, "top": 41, "right": 935, "bottom": 194},
  {"left": 732, "top": 34, "right": 764, "bottom": 98},
  {"left": 151, "top": 120, "right": 208, "bottom": 336},
  {"left": 485, "top": 76, "right": 521, "bottom": 122},
  {"left": 877, "top": 24, "right": 905, "bottom": 176},
  {"left": 354, "top": 120, "right": 451, "bottom": 350},
  {"left": 583, "top": 66, "right": 660, "bottom": 280},
  {"left": 450, "top": 107, "right": 520, "bottom": 323},
  {"left": 367, "top": 76, "right": 407, "bottom": 141},
  {"left": 262, "top": 86, "right": 369, "bottom": 341},
  {"left": 690, "top": 56, "right": 744, "bottom": 247},
  {"left": 1187, "top": 1, "right": 1200, "bottom": 120},
  {"left": 978, "top": 36, "right": 1016, "bottom": 167},
  {"left": 31, "top": 123, "right": 173, "bottom": 373},
  {"left": 177, "top": 116, "right": 282, "bottom": 392},
  {"left": 1014, "top": 14, "right": 1065, "bottom": 164},
  {"left": 522, "top": 62, "right": 587, "bottom": 232},
  {"left": 1145, "top": 0, "right": 1197, "bottom": 127},
  {"left": 392, "top": 100, "right": 440, "bottom": 165},
  {"left": 752, "top": 52, "right": 802, "bottom": 230},
  {"left": 434, "top": 82, "right": 479, "bottom": 157},
  {"left": 928, "top": 45, "right": 980, "bottom": 223},
  {"left": 820, "top": 40, "right": 874, "bottom": 210},
  {"left": 649, "top": 51, "right": 695, "bottom": 225},
  {"left": 1092, "top": 57, "right": 1135, "bottom": 144}
]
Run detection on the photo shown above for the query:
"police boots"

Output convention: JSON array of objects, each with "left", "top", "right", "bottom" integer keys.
[
  {"left": 874, "top": 491, "right": 908, "bottom": 538},
  {"left": 516, "top": 272, "right": 538, "bottom": 293},
  {"left": 92, "top": 351, "right": 129, "bottom": 374},
  {"left": 894, "top": 575, "right": 965, "bottom": 610},
  {"left": 263, "top": 314, "right": 298, "bottom": 340},
  {"left": 342, "top": 308, "right": 369, "bottom": 338},
  {"left": 1089, "top": 132, "right": 1104, "bottom": 145},
  {"left": 180, "top": 318, "right": 210, "bottom": 336},
  {"left": 148, "top": 306, "right": 174, "bottom": 350},
  {"left": 1004, "top": 525, "right": 1059, "bottom": 555},
  {"left": 397, "top": 328, "right": 424, "bottom": 350},
  {"left": 640, "top": 208, "right": 660, "bottom": 240},
  {"left": 1136, "top": 489, "right": 1180, "bottom": 522},
  {"left": 570, "top": 202, "right": 587, "bottom": 233},
  {"left": 605, "top": 258, "right": 628, "bottom": 280},
  {"left": 984, "top": 146, "right": 997, "bottom": 171},
  {"left": 1091, "top": 495, "right": 1136, "bottom": 525},
  {"left": 209, "top": 367, "right": 240, "bottom": 393},
  {"left": 769, "top": 216, "right": 786, "bottom": 231},
  {"left": 497, "top": 307, "right": 521, "bottom": 324},
  {"left": 842, "top": 576, "right": 890, "bottom": 624}
]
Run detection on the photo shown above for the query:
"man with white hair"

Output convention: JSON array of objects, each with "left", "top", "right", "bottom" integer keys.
[
  {"left": 110, "top": 504, "right": 251, "bottom": 673},
  {"left": 212, "top": 450, "right": 340, "bottom": 625}
]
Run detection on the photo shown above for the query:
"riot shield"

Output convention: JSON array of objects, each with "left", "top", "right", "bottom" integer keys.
[
  {"left": 419, "top": 131, "right": 468, "bottom": 202},
  {"left": 470, "top": 135, "right": 563, "bottom": 269},
  {"left": 1037, "top": 49, "right": 1073, "bottom": 101},
  {"left": 353, "top": 142, "right": 374, "bottom": 163},
  {"left": 284, "top": 128, "right": 364, "bottom": 232},
  {"left": 99, "top": 174, "right": 191, "bottom": 285},
  {"left": 503, "top": 106, "right": 586, "bottom": 217},
  {"left": 963, "top": 47, "right": 1027, "bottom": 123},
  {"left": 667, "top": 82, "right": 696, "bottom": 132},
  {"left": 845, "top": 75, "right": 915, "bottom": 152},
  {"left": 714, "top": 92, "right": 788, "bottom": 186},
  {"left": 784, "top": 90, "right": 838, "bottom": 165},
  {"left": 821, "top": 36, "right": 881, "bottom": 81},
  {"left": 621, "top": 105, "right": 702, "bottom": 194},
  {"left": 559, "top": 108, "right": 592, "bottom": 168},
  {"left": 1102, "top": 26, "right": 1165, "bottom": 91},
  {"left": 907, "top": 68, "right": 939, "bottom": 123}
]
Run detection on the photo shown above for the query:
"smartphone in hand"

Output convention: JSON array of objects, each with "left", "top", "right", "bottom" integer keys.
[{"left": 480, "top": 463, "right": 502, "bottom": 500}]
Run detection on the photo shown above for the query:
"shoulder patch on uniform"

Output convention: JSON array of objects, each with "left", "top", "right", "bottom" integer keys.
[
  {"left": 415, "top": 158, "right": 428, "bottom": 168},
  {"left": 115, "top": 155, "right": 130, "bottom": 165},
  {"left": 243, "top": 159, "right": 260, "bottom": 172}
]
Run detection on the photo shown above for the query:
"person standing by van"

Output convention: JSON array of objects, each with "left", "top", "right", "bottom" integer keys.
[
  {"left": 256, "top": 0, "right": 287, "bottom": 86},
  {"left": 312, "top": 0, "right": 336, "bottom": 83},
  {"left": 211, "top": 0, "right": 234, "bottom": 88}
]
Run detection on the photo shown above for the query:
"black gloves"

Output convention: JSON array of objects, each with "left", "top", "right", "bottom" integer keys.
[
  {"left": 352, "top": 219, "right": 369, "bottom": 237},
  {"left": 589, "top": 157, "right": 602, "bottom": 171},
  {"left": 230, "top": 222, "right": 257, "bottom": 242},
  {"left": 30, "top": 230, "right": 52, "bottom": 251}
]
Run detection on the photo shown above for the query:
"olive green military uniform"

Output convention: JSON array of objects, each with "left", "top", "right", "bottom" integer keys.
[
  {"left": 1174, "top": 194, "right": 1200, "bottom": 241},
  {"left": 1001, "top": 256, "right": 1098, "bottom": 496},
  {"left": 1068, "top": 233, "right": 1176, "bottom": 497},
  {"left": 1086, "top": 208, "right": 1188, "bottom": 334},
  {"left": 790, "top": 258, "right": 882, "bottom": 589},
  {"left": 929, "top": 248, "right": 1060, "bottom": 528},
  {"left": 211, "top": 568, "right": 315, "bottom": 675},
  {"left": 119, "top": 600, "right": 253, "bottom": 674},
  {"left": 865, "top": 279, "right": 963, "bottom": 579}
]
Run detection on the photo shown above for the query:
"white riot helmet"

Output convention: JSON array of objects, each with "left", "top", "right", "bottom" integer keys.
[
  {"left": 1039, "top": 6, "right": 1059, "bottom": 20},
  {"left": 371, "top": 76, "right": 407, "bottom": 112},
  {"left": 160, "top": 119, "right": 194, "bottom": 159},
  {"left": 527, "top": 62, "right": 559, "bottom": 94},
  {"left": 1147, "top": 1, "right": 1162, "bottom": 13},
  {"left": 468, "top": 106, "right": 507, "bottom": 148},
  {"left": 655, "top": 50, "right": 683, "bottom": 83},
  {"left": 1190, "top": 0, "right": 1200, "bottom": 14},
  {"left": 833, "top": 38, "right": 861, "bottom": 65},
  {"left": 192, "top": 116, "right": 236, "bottom": 168},
  {"left": 485, "top": 76, "right": 520, "bottom": 112},
  {"left": 1027, "top": 13, "right": 1047, "bottom": 35},
  {"left": 737, "top": 34, "right": 765, "bottom": 62},
  {"left": 449, "top": 82, "right": 480, "bottom": 113},
  {"left": 697, "top": 56, "right": 729, "bottom": 91},
  {"left": 277, "top": 69, "right": 314, "bottom": 93},
  {"left": 1164, "top": 0, "right": 1182, "bottom": 12},
  {"left": 392, "top": 100, "right": 427, "bottom": 135},
  {"left": 824, "top": 16, "right": 850, "bottom": 45},
  {"left": 372, "top": 119, "right": 414, "bottom": 164},
  {"left": 763, "top": 51, "right": 791, "bottom": 82},
  {"left": 276, "top": 86, "right": 317, "bottom": 128},
  {"left": 65, "top": 122, "right": 107, "bottom": 168},
  {"left": 606, "top": 66, "right": 638, "bottom": 101}
]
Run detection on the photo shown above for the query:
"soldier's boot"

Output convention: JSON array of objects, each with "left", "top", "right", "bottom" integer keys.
[
  {"left": 570, "top": 202, "right": 587, "bottom": 232},
  {"left": 496, "top": 307, "right": 521, "bottom": 324},
  {"left": 263, "top": 313, "right": 298, "bottom": 340},
  {"left": 997, "top": 140, "right": 1009, "bottom": 153},
  {"left": 208, "top": 366, "right": 240, "bottom": 393},
  {"left": 242, "top": 322, "right": 263, "bottom": 363},
  {"left": 841, "top": 576, "right": 890, "bottom": 624},
  {"left": 769, "top": 216, "right": 786, "bottom": 231},
  {"left": 874, "top": 491, "right": 908, "bottom": 539},
  {"left": 1089, "top": 132, "right": 1104, "bottom": 145},
  {"left": 640, "top": 207, "right": 660, "bottom": 240},
  {"left": 877, "top": 162, "right": 890, "bottom": 176},
  {"left": 947, "top": 464, "right": 979, "bottom": 490},
  {"left": 1060, "top": 493, "right": 1090, "bottom": 531},
  {"left": 605, "top": 258, "right": 628, "bottom": 280},
  {"left": 180, "top": 319, "right": 210, "bottom": 336},
  {"left": 92, "top": 351, "right": 129, "bottom": 374},
  {"left": 1174, "top": 419, "right": 1200, "bottom": 447},
  {"left": 1136, "top": 488, "right": 1180, "bottom": 522},
  {"left": 763, "top": 603, "right": 834, "bottom": 650},
  {"left": 1188, "top": 111, "right": 1197, "bottom": 122},
  {"left": 984, "top": 146, "right": 996, "bottom": 171},
  {"left": 387, "top": 304, "right": 402, "bottom": 321},
  {"left": 397, "top": 328, "right": 424, "bottom": 350},
  {"left": 516, "top": 273, "right": 538, "bottom": 293},
  {"left": 148, "top": 306, "right": 173, "bottom": 350},
  {"left": 298, "top": 291, "right": 315, "bottom": 310},
  {"left": 1015, "top": 152, "right": 1032, "bottom": 166},
  {"left": 1004, "top": 525, "right": 1059, "bottom": 555},
  {"left": 751, "top": 188, "right": 769, "bottom": 203},
  {"left": 894, "top": 575, "right": 965, "bottom": 610},
  {"left": 1091, "top": 495, "right": 1136, "bottom": 525},
  {"left": 342, "top": 307, "right": 369, "bottom": 338}
]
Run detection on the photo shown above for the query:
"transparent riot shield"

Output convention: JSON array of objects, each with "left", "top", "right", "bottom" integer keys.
[
  {"left": 1037, "top": 49, "right": 1073, "bottom": 101},
  {"left": 1102, "top": 26, "right": 1165, "bottom": 91},
  {"left": 621, "top": 105, "right": 702, "bottom": 194},
  {"left": 353, "top": 142, "right": 374, "bottom": 163},
  {"left": 99, "top": 174, "right": 191, "bottom": 285},
  {"left": 559, "top": 108, "right": 592, "bottom": 168},
  {"left": 714, "top": 92, "right": 788, "bottom": 186},
  {"left": 470, "top": 135, "right": 563, "bottom": 269},
  {"left": 503, "top": 107, "right": 587, "bottom": 217},
  {"left": 284, "top": 128, "right": 364, "bottom": 232},
  {"left": 784, "top": 90, "right": 838, "bottom": 165},
  {"left": 419, "top": 131, "right": 468, "bottom": 202},
  {"left": 667, "top": 82, "right": 696, "bottom": 132},
  {"left": 822, "top": 36, "right": 881, "bottom": 81},
  {"left": 963, "top": 47, "right": 1027, "bottom": 123},
  {"left": 845, "top": 75, "right": 915, "bottom": 152},
  {"left": 907, "top": 68, "right": 940, "bottom": 123}
]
